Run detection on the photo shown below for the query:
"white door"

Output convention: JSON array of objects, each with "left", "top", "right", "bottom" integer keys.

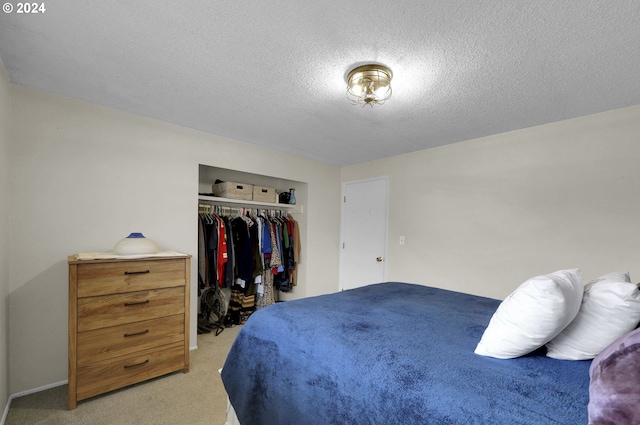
[{"left": 339, "top": 177, "right": 388, "bottom": 291}]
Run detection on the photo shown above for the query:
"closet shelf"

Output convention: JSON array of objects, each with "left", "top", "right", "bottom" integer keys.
[{"left": 198, "top": 195, "right": 297, "bottom": 210}]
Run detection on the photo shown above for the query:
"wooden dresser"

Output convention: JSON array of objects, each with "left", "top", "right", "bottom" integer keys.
[{"left": 67, "top": 254, "right": 191, "bottom": 410}]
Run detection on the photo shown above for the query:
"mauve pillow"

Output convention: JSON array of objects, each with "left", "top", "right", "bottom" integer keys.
[{"left": 588, "top": 327, "right": 640, "bottom": 425}]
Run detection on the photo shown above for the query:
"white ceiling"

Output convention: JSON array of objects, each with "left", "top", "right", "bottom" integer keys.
[{"left": 1, "top": 1, "right": 639, "bottom": 166}]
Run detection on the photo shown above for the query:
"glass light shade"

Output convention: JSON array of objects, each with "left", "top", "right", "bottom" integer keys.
[
  {"left": 346, "top": 64, "right": 393, "bottom": 106},
  {"left": 113, "top": 232, "right": 159, "bottom": 255}
]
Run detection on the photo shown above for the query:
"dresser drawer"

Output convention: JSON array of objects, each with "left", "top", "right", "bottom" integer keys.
[
  {"left": 77, "top": 259, "right": 186, "bottom": 298},
  {"left": 77, "top": 287, "right": 185, "bottom": 332},
  {"left": 76, "top": 342, "right": 185, "bottom": 402},
  {"left": 77, "top": 314, "right": 185, "bottom": 366}
]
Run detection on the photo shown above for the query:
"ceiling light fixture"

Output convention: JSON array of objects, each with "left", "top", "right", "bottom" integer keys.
[{"left": 346, "top": 63, "right": 393, "bottom": 107}]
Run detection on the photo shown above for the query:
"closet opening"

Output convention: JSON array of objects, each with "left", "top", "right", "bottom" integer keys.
[{"left": 197, "top": 164, "right": 307, "bottom": 333}]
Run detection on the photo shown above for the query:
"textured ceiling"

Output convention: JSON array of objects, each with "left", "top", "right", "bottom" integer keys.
[{"left": 1, "top": 1, "right": 639, "bottom": 166}]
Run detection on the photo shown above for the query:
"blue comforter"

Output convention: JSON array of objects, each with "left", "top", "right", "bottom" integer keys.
[{"left": 221, "top": 282, "right": 591, "bottom": 425}]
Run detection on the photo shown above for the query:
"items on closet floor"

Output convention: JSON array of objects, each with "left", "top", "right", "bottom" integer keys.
[{"left": 198, "top": 204, "right": 300, "bottom": 331}]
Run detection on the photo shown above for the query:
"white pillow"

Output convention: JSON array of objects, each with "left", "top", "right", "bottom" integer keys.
[
  {"left": 587, "top": 271, "right": 630, "bottom": 284},
  {"left": 546, "top": 272, "right": 640, "bottom": 360},
  {"left": 474, "top": 269, "right": 583, "bottom": 359}
]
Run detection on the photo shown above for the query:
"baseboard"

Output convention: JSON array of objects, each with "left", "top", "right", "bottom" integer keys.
[
  {"left": 0, "top": 398, "right": 8, "bottom": 425},
  {"left": 1, "top": 380, "right": 67, "bottom": 425}
]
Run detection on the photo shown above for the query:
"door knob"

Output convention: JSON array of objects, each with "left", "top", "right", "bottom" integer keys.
[{"left": 376, "top": 257, "right": 383, "bottom": 263}]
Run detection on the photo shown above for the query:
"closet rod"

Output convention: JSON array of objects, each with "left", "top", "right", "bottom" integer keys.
[{"left": 198, "top": 204, "right": 289, "bottom": 216}]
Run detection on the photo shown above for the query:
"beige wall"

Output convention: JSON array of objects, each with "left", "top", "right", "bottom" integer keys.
[
  {"left": 0, "top": 63, "right": 10, "bottom": 415},
  {"left": 7, "top": 86, "right": 341, "bottom": 394},
  {"left": 342, "top": 106, "right": 640, "bottom": 300}
]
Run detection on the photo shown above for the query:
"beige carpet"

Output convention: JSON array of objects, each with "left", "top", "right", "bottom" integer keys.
[{"left": 5, "top": 325, "right": 241, "bottom": 425}]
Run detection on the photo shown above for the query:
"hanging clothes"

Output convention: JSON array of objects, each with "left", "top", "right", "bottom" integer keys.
[
  {"left": 198, "top": 204, "right": 301, "bottom": 323},
  {"left": 229, "top": 216, "right": 245, "bottom": 281},
  {"left": 290, "top": 215, "right": 301, "bottom": 285},
  {"left": 215, "top": 216, "right": 228, "bottom": 285},
  {"left": 222, "top": 216, "right": 235, "bottom": 288}
]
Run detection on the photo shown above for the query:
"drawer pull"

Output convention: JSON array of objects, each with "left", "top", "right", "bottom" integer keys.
[
  {"left": 124, "top": 300, "right": 150, "bottom": 307},
  {"left": 123, "top": 359, "right": 149, "bottom": 369},
  {"left": 124, "top": 270, "right": 150, "bottom": 275},
  {"left": 124, "top": 329, "right": 150, "bottom": 338}
]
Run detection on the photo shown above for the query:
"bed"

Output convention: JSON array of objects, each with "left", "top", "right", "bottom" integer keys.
[{"left": 221, "top": 282, "right": 591, "bottom": 425}]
